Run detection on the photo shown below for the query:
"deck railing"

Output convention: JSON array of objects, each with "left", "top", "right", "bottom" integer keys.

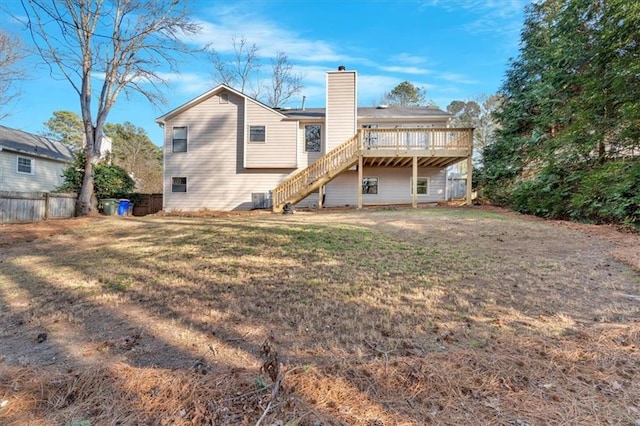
[
  {"left": 271, "top": 128, "right": 473, "bottom": 211},
  {"left": 360, "top": 128, "right": 473, "bottom": 151}
]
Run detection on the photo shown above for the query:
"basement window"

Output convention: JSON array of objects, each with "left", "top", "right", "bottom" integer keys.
[
  {"left": 362, "top": 177, "right": 379, "bottom": 194},
  {"left": 172, "top": 177, "right": 187, "bottom": 192},
  {"left": 410, "top": 177, "right": 429, "bottom": 195}
]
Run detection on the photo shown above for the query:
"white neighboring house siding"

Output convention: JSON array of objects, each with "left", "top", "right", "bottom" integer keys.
[
  {"left": 0, "top": 150, "right": 67, "bottom": 192},
  {"left": 325, "top": 70, "right": 357, "bottom": 151},
  {"left": 163, "top": 91, "right": 294, "bottom": 211},
  {"left": 324, "top": 167, "right": 446, "bottom": 207}
]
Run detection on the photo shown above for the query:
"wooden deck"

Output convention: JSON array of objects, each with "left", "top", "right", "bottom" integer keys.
[{"left": 272, "top": 128, "right": 473, "bottom": 212}]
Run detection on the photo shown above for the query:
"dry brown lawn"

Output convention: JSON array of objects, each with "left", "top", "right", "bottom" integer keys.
[{"left": 0, "top": 206, "right": 638, "bottom": 425}]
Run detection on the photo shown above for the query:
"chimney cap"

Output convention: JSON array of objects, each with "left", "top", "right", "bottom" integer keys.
[{"left": 338, "top": 65, "right": 346, "bottom": 71}]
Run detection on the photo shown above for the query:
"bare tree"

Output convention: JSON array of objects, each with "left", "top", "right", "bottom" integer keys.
[
  {"left": 209, "top": 36, "right": 260, "bottom": 93},
  {"left": 447, "top": 93, "right": 504, "bottom": 164},
  {"left": 18, "top": 0, "right": 199, "bottom": 215},
  {"left": 0, "top": 30, "right": 27, "bottom": 120},
  {"left": 267, "top": 52, "right": 303, "bottom": 108}
]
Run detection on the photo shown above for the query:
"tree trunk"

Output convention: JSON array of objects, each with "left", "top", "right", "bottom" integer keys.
[{"left": 76, "top": 158, "right": 95, "bottom": 216}]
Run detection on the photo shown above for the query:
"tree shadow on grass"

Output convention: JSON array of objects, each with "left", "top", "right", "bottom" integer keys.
[{"left": 1, "top": 214, "right": 638, "bottom": 424}]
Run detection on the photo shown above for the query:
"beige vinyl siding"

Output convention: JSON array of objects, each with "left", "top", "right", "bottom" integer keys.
[
  {"left": 323, "top": 167, "right": 446, "bottom": 207},
  {"left": 0, "top": 151, "right": 68, "bottom": 192},
  {"left": 163, "top": 91, "right": 290, "bottom": 211},
  {"left": 244, "top": 101, "right": 297, "bottom": 168},
  {"left": 326, "top": 71, "right": 357, "bottom": 152}
]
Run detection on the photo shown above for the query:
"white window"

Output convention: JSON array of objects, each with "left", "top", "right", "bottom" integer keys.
[
  {"left": 17, "top": 156, "right": 34, "bottom": 175},
  {"left": 172, "top": 177, "right": 187, "bottom": 192},
  {"left": 172, "top": 126, "right": 187, "bottom": 152},
  {"left": 305, "top": 124, "right": 321, "bottom": 152},
  {"left": 362, "top": 177, "right": 379, "bottom": 194},
  {"left": 410, "top": 177, "right": 429, "bottom": 195},
  {"left": 249, "top": 125, "right": 266, "bottom": 143}
]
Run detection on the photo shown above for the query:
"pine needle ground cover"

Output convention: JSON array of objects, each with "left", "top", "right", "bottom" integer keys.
[{"left": 0, "top": 208, "right": 638, "bottom": 425}]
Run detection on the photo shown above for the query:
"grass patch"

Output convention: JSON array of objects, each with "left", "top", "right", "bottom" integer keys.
[{"left": 0, "top": 208, "right": 638, "bottom": 425}]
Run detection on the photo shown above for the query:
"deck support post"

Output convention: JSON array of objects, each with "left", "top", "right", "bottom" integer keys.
[
  {"left": 357, "top": 155, "right": 363, "bottom": 209},
  {"left": 466, "top": 155, "right": 473, "bottom": 206},
  {"left": 318, "top": 185, "right": 323, "bottom": 208},
  {"left": 412, "top": 156, "right": 418, "bottom": 208}
]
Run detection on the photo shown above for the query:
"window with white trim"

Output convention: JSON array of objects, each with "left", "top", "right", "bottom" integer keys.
[
  {"left": 17, "top": 156, "right": 34, "bottom": 174},
  {"left": 362, "top": 177, "right": 379, "bottom": 194},
  {"left": 305, "top": 124, "right": 321, "bottom": 152},
  {"left": 410, "top": 177, "right": 429, "bottom": 195},
  {"left": 249, "top": 125, "right": 266, "bottom": 143},
  {"left": 172, "top": 126, "right": 187, "bottom": 152},
  {"left": 172, "top": 177, "right": 187, "bottom": 192}
]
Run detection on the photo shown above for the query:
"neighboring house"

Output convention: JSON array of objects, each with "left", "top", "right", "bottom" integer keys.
[
  {"left": 156, "top": 67, "right": 473, "bottom": 212},
  {"left": 0, "top": 125, "right": 74, "bottom": 192}
]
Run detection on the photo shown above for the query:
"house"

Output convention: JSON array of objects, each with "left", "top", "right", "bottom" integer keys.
[
  {"left": 0, "top": 125, "right": 74, "bottom": 192},
  {"left": 156, "top": 67, "right": 473, "bottom": 212}
]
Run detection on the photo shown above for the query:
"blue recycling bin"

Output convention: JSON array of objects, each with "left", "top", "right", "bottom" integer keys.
[{"left": 117, "top": 199, "right": 131, "bottom": 216}]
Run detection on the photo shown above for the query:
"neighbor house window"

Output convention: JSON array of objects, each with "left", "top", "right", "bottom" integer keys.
[
  {"left": 305, "top": 124, "right": 321, "bottom": 152},
  {"left": 172, "top": 177, "right": 187, "bottom": 192},
  {"left": 362, "top": 177, "right": 379, "bottom": 194},
  {"left": 249, "top": 125, "right": 266, "bottom": 143},
  {"left": 17, "top": 156, "right": 34, "bottom": 174},
  {"left": 172, "top": 126, "right": 187, "bottom": 152},
  {"left": 410, "top": 177, "right": 429, "bottom": 195}
]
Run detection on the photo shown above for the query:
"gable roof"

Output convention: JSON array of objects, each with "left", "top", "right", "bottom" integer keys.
[
  {"left": 155, "top": 84, "right": 288, "bottom": 124},
  {"left": 0, "top": 125, "right": 74, "bottom": 162}
]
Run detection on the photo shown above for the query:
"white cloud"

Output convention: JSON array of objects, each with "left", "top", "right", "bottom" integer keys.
[
  {"left": 189, "top": 9, "right": 348, "bottom": 63},
  {"left": 417, "top": 0, "right": 527, "bottom": 37},
  {"left": 388, "top": 53, "right": 428, "bottom": 65},
  {"left": 155, "top": 71, "right": 213, "bottom": 96},
  {"left": 378, "top": 66, "right": 432, "bottom": 75},
  {"left": 435, "top": 72, "right": 477, "bottom": 85}
]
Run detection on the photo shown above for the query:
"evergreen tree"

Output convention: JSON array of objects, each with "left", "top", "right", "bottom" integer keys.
[{"left": 483, "top": 0, "right": 640, "bottom": 227}]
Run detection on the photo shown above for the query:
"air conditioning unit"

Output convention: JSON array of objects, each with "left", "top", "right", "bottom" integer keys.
[{"left": 251, "top": 192, "right": 272, "bottom": 209}]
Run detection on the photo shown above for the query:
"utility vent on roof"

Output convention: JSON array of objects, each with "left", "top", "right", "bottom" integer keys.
[
  {"left": 377, "top": 104, "right": 389, "bottom": 109},
  {"left": 251, "top": 192, "right": 272, "bottom": 209}
]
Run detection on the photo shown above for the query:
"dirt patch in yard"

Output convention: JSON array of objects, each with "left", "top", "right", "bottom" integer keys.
[{"left": 0, "top": 207, "right": 638, "bottom": 425}]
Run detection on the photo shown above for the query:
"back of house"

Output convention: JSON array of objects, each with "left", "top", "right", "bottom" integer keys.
[{"left": 156, "top": 67, "right": 473, "bottom": 212}]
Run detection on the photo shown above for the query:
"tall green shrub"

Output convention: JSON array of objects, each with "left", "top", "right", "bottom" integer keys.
[{"left": 57, "top": 152, "right": 135, "bottom": 199}]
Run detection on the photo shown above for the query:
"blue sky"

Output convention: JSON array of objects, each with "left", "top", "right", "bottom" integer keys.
[{"left": 1, "top": 0, "right": 528, "bottom": 146}]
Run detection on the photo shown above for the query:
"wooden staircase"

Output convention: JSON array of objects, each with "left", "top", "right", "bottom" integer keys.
[{"left": 272, "top": 134, "right": 360, "bottom": 212}]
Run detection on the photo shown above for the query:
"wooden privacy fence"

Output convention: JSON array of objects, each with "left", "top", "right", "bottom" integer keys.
[
  {"left": 132, "top": 193, "right": 163, "bottom": 216},
  {"left": 0, "top": 191, "right": 77, "bottom": 224}
]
